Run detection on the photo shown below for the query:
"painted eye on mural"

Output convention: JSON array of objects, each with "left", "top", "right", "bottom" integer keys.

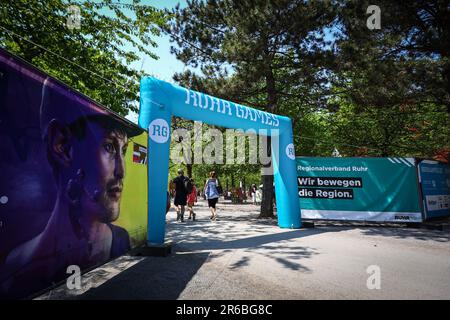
[{"left": 103, "top": 142, "right": 115, "bottom": 154}]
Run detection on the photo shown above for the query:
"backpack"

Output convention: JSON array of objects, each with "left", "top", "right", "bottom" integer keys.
[{"left": 184, "top": 178, "right": 193, "bottom": 194}]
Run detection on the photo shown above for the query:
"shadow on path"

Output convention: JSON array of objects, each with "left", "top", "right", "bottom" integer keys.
[
  {"left": 169, "top": 222, "right": 354, "bottom": 272},
  {"left": 360, "top": 227, "right": 450, "bottom": 242},
  {"left": 77, "top": 252, "right": 209, "bottom": 300}
]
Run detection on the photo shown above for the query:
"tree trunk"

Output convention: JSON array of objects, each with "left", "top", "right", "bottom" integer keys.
[
  {"left": 260, "top": 162, "right": 274, "bottom": 218},
  {"left": 260, "top": 59, "right": 276, "bottom": 218},
  {"left": 186, "top": 163, "right": 192, "bottom": 179},
  {"left": 443, "top": 63, "right": 450, "bottom": 113}
]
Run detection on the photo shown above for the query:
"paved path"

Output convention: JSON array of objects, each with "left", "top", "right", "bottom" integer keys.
[{"left": 37, "top": 200, "right": 450, "bottom": 300}]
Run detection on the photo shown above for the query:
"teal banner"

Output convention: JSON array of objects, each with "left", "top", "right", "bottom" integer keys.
[{"left": 296, "top": 157, "right": 422, "bottom": 222}]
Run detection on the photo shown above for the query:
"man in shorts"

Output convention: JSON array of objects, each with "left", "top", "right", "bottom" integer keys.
[{"left": 171, "top": 169, "right": 188, "bottom": 222}]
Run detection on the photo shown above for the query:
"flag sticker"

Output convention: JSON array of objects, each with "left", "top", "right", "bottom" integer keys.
[{"left": 133, "top": 143, "right": 147, "bottom": 164}]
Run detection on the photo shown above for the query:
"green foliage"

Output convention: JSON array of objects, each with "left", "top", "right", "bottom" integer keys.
[
  {"left": 169, "top": 115, "right": 262, "bottom": 191},
  {"left": 169, "top": 0, "right": 336, "bottom": 111},
  {"left": 329, "top": 98, "right": 450, "bottom": 157},
  {"left": 335, "top": 0, "right": 450, "bottom": 112},
  {"left": 0, "top": 0, "right": 169, "bottom": 116},
  {"left": 169, "top": 0, "right": 339, "bottom": 216},
  {"left": 169, "top": 1, "right": 449, "bottom": 162},
  {"left": 327, "top": 1, "right": 450, "bottom": 158}
]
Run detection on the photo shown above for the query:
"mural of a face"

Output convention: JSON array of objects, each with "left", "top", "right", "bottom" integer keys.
[
  {"left": 67, "top": 121, "right": 129, "bottom": 223},
  {"left": 0, "top": 63, "right": 56, "bottom": 256},
  {"left": 93, "top": 124, "right": 128, "bottom": 222},
  {"left": 0, "top": 48, "right": 147, "bottom": 300}
]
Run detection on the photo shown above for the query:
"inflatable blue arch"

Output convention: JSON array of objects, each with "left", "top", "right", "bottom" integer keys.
[{"left": 138, "top": 77, "right": 301, "bottom": 244}]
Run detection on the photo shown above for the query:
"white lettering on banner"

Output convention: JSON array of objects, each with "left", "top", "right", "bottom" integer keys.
[
  {"left": 184, "top": 88, "right": 280, "bottom": 127},
  {"left": 254, "top": 110, "right": 265, "bottom": 123},
  {"left": 185, "top": 89, "right": 198, "bottom": 107},
  {"left": 222, "top": 100, "right": 232, "bottom": 115},
  {"left": 210, "top": 96, "right": 220, "bottom": 112},
  {"left": 316, "top": 178, "right": 361, "bottom": 188},
  {"left": 247, "top": 108, "right": 255, "bottom": 121},
  {"left": 198, "top": 92, "right": 208, "bottom": 109},
  {"left": 242, "top": 104, "right": 249, "bottom": 120},
  {"left": 297, "top": 165, "right": 368, "bottom": 172},
  {"left": 315, "top": 189, "right": 353, "bottom": 199},
  {"left": 235, "top": 103, "right": 243, "bottom": 118},
  {"left": 265, "top": 112, "right": 273, "bottom": 125}
]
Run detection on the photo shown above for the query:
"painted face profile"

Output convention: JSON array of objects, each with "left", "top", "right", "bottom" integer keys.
[
  {"left": 73, "top": 120, "right": 129, "bottom": 222},
  {"left": 47, "top": 116, "right": 134, "bottom": 223}
]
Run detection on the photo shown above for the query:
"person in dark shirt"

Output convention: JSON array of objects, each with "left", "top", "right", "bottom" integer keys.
[{"left": 171, "top": 169, "right": 188, "bottom": 222}]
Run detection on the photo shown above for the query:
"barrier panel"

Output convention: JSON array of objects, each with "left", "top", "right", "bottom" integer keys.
[
  {"left": 296, "top": 157, "right": 423, "bottom": 222},
  {"left": 0, "top": 48, "right": 148, "bottom": 299},
  {"left": 417, "top": 160, "right": 450, "bottom": 219}
]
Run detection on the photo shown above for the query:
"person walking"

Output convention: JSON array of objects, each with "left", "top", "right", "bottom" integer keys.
[
  {"left": 251, "top": 184, "right": 257, "bottom": 205},
  {"left": 204, "top": 171, "right": 220, "bottom": 221},
  {"left": 171, "top": 169, "right": 189, "bottom": 222},
  {"left": 187, "top": 178, "right": 197, "bottom": 221}
]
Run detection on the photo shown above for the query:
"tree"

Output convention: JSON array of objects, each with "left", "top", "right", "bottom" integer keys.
[
  {"left": 168, "top": 0, "right": 336, "bottom": 217},
  {"left": 328, "top": 93, "right": 450, "bottom": 158},
  {"left": 0, "top": 0, "right": 168, "bottom": 116},
  {"left": 335, "top": 0, "right": 450, "bottom": 113}
]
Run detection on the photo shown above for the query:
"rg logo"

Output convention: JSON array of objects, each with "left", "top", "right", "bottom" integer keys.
[
  {"left": 149, "top": 118, "right": 170, "bottom": 143},
  {"left": 286, "top": 143, "right": 295, "bottom": 160}
]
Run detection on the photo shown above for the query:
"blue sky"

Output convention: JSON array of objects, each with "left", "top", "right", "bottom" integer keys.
[{"left": 133, "top": 0, "right": 189, "bottom": 82}]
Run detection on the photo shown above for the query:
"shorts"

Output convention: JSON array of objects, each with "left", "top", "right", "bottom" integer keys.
[
  {"left": 208, "top": 198, "right": 218, "bottom": 208},
  {"left": 174, "top": 193, "right": 187, "bottom": 206}
]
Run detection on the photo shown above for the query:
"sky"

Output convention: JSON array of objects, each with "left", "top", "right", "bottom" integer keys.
[
  {"left": 97, "top": 1, "right": 189, "bottom": 122},
  {"left": 106, "top": 0, "right": 189, "bottom": 82}
]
